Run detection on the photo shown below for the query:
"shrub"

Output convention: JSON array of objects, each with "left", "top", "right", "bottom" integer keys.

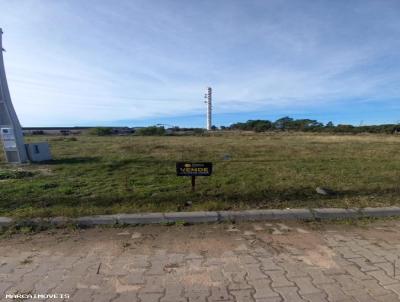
[
  {"left": 136, "top": 126, "right": 166, "bottom": 136},
  {"left": 89, "top": 127, "right": 113, "bottom": 136}
]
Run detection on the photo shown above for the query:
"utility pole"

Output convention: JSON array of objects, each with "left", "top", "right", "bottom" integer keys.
[
  {"left": 0, "top": 28, "right": 28, "bottom": 163},
  {"left": 205, "top": 87, "right": 212, "bottom": 131}
]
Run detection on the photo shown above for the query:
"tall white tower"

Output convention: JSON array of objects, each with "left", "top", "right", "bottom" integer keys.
[
  {"left": 205, "top": 87, "right": 212, "bottom": 131},
  {"left": 0, "top": 28, "right": 28, "bottom": 163}
]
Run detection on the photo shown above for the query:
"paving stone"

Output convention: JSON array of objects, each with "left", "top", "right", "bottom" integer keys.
[
  {"left": 260, "top": 258, "right": 282, "bottom": 272},
  {"left": 239, "top": 255, "right": 259, "bottom": 265},
  {"left": 161, "top": 285, "right": 186, "bottom": 302},
  {"left": 322, "top": 267, "right": 347, "bottom": 276},
  {"left": 223, "top": 263, "right": 243, "bottom": 273},
  {"left": 113, "top": 293, "right": 139, "bottom": 302},
  {"left": 227, "top": 271, "right": 252, "bottom": 290},
  {"left": 252, "top": 247, "right": 274, "bottom": 258},
  {"left": 53, "top": 275, "right": 79, "bottom": 291},
  {"left": 185, "top": 252, "right": 204, "bottom": 260},
  {"left": 355, "top": 248, "right": 386, "bottom": 264},
  {"left": 373, "top": 293, "right": 400, "bottom": 302},
  {"left": 161, "top": 295, "right": 186, "bottom": 302},
  {"left": 250, "top": 278, "right": 280, "bottom": 299},
  {"left": 254, "top": 298, "right": 282, "bottom": 302},
  {"left": 120, "top": 271, "right": 146, "bottom": 285},
  {"left": 0, "top": 282, "right": 13, "bottom": 295},
  {"left": 274, "top": 286, "right": 304, "bottom": 302},
  {"left": 343, "top": 264, "right": 373, "bottom": 280},
  {"left": 0, "top": 262, "right": 17, "bottom": 275},
  {"left": 367, "top": 269, "right": 399, "bottom": 286},
  {"left": 77, "top": 273, "right": 105, "bottom": 289},
  {"left": 185, "top": 290, "right": 209, "bottom": 302},
  {"left": 167, "top": 253, "right": 186, "bottom": 264},
  {"left": 230, "top": 289, "right": 254, "bottom": 302},
  {"left": 306, "top": 269, "right": 335, "bottom": 285},
  {"left": 138, "top": 293, "right": 164, "bottom": 302},
  {"left": 245, "top": 264, "right": 268, "bottom": 281},
  {"left": 71, "top": 289, "right": 93, "bottom": 301},
  {"left": 324, "top": 237, "right": 345, "bottom": 248},
  {"left": 301, "top": 292, "right": 328, "bottom": 302},
  {"left": 3, "top": 219, "right": 400, "bottom": 302},
  {"left": 344, "top": 289, "right": 379, "bottom": 302},
  {"left": 210, "top": 270, "right": 226, "bottom": 283},
  {"left": 384, "top": 283, "right": 400, "bottom": 297},
  {"left": 359, "top": 279, "right": 394, "bottom": 296},
  {"left": 292, "top": 277, "right": 321, "bottom": 295},
  {"left": 141, "top": 276, "right": 164, "bottom": 293},
  {"left": 7, "top": 274, "right": 38, "bottom": 293},
  {"left": 316, "top": 283, "right": 351, "bottom": 302},
  {"left": 264, "top": 271, "right": 294, "bottom": 288},
  {"left": 334, "top": 246, "right": 361, "bottom": 259},
  {"left": 209, "top": 286, "right": 233, "bottom": 301},
  {"left": 145, "top": 260, "right": 167, "bottom": 275},
  {"left": 34, "top": 276, "right": 59, "bottom": 292},
  {"left": 332, "top": 275, "right": 364, "bottom": 291},
  {"left": 204, "top": 257, "right": 225, "bottom": 267},
  {"left": 375, "top": 261, "right": 396, "bottom": 276},
  {"left": 279, "top": 263, "right": 308, "bottom": 278},
  {"left": 253, "top": 224, "right": 265, "bottom": 231},
  {"left": 348, "top": 257, "right": 380, "bottom": 272},
  {"left": 375, "top": 241, "right": 397, "bottom": 250},
  {"left": 91, "top": 292, "right": 119, "bottom": 302},
  {"left": 271, "top": 228, "right": 283, "bottom": 235}
]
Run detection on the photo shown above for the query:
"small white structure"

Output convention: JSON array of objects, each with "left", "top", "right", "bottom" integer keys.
[
  {"left": 0, "top": 29, "right": 51, "bottom": 163},
  {"left": 25, "top": 142, "right": 52, "bottom": 162}
]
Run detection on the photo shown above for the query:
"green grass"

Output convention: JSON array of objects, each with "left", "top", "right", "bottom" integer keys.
[{"left": 1, "top": 132, "right": 400, "bottom": 218}]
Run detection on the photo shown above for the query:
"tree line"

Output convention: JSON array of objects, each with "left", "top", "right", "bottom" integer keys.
[
  {"left": 223, "top": 117, "right": 400, "bottom": 134},
  {"left": 88, "top": 117, "right": 400, "bottom": 136}
]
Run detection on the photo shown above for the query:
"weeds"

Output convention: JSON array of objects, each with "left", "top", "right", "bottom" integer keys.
[{"left": 1, "top": 133, "right": 400, "bottom": 218}]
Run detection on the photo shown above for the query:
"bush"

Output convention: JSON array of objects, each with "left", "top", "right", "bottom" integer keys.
[
  {"left": 89, "top": 127, "right": 113, "bottom": 136},
  {"left": 136, "top": 126, "right": 166, "bottom": 136},
  {"left": 193, "top": 128, "right": 205, "bottom": 135}
]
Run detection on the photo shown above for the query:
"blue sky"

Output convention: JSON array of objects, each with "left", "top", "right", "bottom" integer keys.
[{"left": 1, "top": 0, "right": 400, "bottom": 127}]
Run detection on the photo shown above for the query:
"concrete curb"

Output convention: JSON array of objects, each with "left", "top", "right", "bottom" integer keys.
[
  {"left": 2, "top": 207, "right": 400, "bottom": 227},
  {"left": 0, "top": 217, "right": 12, "bottom": 227}
]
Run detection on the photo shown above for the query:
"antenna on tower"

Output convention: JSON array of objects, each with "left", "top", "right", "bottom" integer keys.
[{"left": 204, "top": 87, "right": 212, "bottom": 131}]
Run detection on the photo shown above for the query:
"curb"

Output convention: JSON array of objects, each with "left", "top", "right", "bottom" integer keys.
[{"left": 2, "top": 207, "right": 400, "bottom": 228}]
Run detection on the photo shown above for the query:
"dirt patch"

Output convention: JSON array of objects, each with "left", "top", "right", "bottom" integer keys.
[{"left": 297, "top": 245, "right": 338, "bottom": 269}]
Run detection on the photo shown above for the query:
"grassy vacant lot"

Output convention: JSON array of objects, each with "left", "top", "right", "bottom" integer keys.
[{"left": 1, "top": 132, "right": 400, "bottom": 218}]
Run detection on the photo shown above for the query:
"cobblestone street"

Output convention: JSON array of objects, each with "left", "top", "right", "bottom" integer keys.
[{"left": 3, "top": 220, "right": 400, "bottom": 301}]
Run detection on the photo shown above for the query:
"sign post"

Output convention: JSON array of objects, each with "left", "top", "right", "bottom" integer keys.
[
  {"left": 191, "top": 175, "right": 196, "bottom": 191},
  {"left": 176, "top": 162, "right": 213, "bottom": 191}
]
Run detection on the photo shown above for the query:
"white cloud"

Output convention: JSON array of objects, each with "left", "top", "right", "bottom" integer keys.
[{"left": 1, "top": 0, "right": 400, "bottom": 125}]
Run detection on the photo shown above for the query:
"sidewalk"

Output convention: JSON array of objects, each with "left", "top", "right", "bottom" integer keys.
[{"left": 2, "top": 220, "right": 400, "bottom": 301}]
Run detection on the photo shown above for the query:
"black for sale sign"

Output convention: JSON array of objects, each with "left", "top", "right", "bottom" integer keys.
[{"left": 176, "top": 162, "right": 213, "bottom": 176}]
